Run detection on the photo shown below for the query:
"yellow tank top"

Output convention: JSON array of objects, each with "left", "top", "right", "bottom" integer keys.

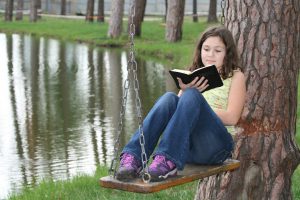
[{"left": 203, "top": 77, "right": 237, "bottom": 135}]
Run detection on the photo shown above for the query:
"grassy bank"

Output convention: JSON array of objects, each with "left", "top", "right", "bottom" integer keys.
[
  {"left": 0, "top": 16, "right": 209, "bottom": 68},
  {"left": 9, "top": 166, "right": 198, "bottom": 200},
  {"left": 1, "top": 16, "right": 299, "bottom": 200}
]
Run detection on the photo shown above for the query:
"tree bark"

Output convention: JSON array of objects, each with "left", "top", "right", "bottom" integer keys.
[
  {"left": 86, "top": 0, "right": 95, "bottom": 22},
  {"left": 163, "top": 0, "right": 168, "bottom": 22},
  {"left": 97, "top": 0, "right": 104, "bottom": 23},
  {"left": 107, "top": 0, "right": 124, "bottom": 38},
  {"left": 127, "top": 0, "right": 146, "bottom": 37},
  {"left": 141, "top": 0, "right": 146, "bottom": 22},
  {"left": 36, "top": 0, "right": 41, "bottom": 9},
  {"left": 196, "top": 1, "right": 300, "bottom": 199},
  {"left": 61, "top": 0, "right": 66, "bottom": 15},
  {"left": 207, "top": 0, "right": 217, "bottom": 23},
  {"left": 15, "top": 0, "right": 24, "bottom": 21},
  {"left": 30, "top": 0, "right": 38, "bottom": 22},
  {"left": 193, "top": 0, "right": 198, "bottom": 22},
  {"left": 165, "top": 0, "right": 185, "bottom": 42},
  {"left": 5, "top": 0, "right": 14, "bottom": 21}
]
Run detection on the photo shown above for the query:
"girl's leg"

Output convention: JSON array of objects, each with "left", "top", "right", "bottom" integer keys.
[
  {"left": 186, "top": 111, "right": 234, "bottom": 165},
  {"left": 121, "top": 92, "right": 179, "bottom": 162},
  {"left": 154, "top": 88, "right": 233, "bottom": 170}
]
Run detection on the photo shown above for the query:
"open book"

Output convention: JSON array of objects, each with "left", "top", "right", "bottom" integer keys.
[{"left": 169, "top": 65, "right": 223, "bottom": 92}]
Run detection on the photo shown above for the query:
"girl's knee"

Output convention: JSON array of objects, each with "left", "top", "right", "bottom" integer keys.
[
  {"left": 161, "top": 92, "right": 179, "bottom": 102},
  {"left": 157, "top": 92, "right": 179, "bottom": 108},
  {"left": 180, "top": 88, "right": 205, "bottom": 103}
]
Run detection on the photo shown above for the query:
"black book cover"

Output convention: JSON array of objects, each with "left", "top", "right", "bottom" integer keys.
[{"left": 169, "top": 65, "right": 223, "bottom": 92}]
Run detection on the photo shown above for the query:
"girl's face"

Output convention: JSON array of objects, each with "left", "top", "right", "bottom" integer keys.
[{"left": 201, "top": 36, "right": 226, "bottom": 71}]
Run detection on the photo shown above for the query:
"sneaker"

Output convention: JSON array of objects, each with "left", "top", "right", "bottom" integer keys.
[
  {"left": 149, "top": 155, "right": 177, "bottom": 182},
  {"left": 116, "top": 153, "right": 142, "bottom": 181}
]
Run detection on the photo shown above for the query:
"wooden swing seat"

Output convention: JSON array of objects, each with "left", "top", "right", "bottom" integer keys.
[{"left": 99, "top": 159, "right": 240, "bottom": 193}]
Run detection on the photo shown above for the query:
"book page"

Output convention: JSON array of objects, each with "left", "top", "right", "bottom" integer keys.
[
  {"left": 192, "top": 65, "right": 212, "bottom": 72},
  {"left": 171, "top": 69, "right": 192, "bottom": 75}
]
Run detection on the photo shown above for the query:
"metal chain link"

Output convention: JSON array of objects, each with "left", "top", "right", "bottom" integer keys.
[
  {"left": 129, "top": 1, "right": 151, "bottom": 183},
  {"left": 221, "top": 0, "right": 226, "bottom": 25},
  {"left": 109, "top": 0, "right": 151, "bottom": 183}
]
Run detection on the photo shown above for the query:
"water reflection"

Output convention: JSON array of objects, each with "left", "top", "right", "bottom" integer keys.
[{"left": 0, "top": 33, "right": 177, "bottom": 199}]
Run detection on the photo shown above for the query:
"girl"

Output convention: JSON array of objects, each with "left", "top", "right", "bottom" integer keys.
[{"left": 116, "top": 26, "right": 246, "bottom": 182}]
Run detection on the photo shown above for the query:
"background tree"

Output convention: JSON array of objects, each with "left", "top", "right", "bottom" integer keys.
[
  {"left": 192, "top": 0, "right": 198, "bottom": 22},
  {"left": 127, "top": 0, "right": 146, "bottom": 37},
  {"left": 163, "top": 0, "right": 168, "bottom": 22},
  {"left": 5, "top": 0, "right": 14, "bottom": 21},
  {"left": 207, "top": 0, "right": 217, "bottom": 23},
  {"left": 30, "top": 0, "right": 38, "bottom": 22},
  {"left": 61, "top": 0, "right": 66, "bottom": 15},
  {"left": 196, "top": 0, "right": 300, "bottom": 199},
  {"left": 86, "top": 0, "right": 95, "bottom": 22},
  {"left": 165, "top": 0, "right": 185, "bottom": 42},
  {"left": 97, "top": 0, "right": 104, "bottom": 23},
  {"left": 107, "top": 0, "right": 124, "bottom": 38},
  {"left": 141, "top": 0, "right": 146, "bottom": 22},
  {"left": 36, "top": 0, "right": 41, "bottom": 10},
  {"left": 15, "top": 0, "right": 24, "bottom": 20}
]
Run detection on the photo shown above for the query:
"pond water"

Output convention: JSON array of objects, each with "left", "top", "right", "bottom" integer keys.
[{"left": 0, "top": 33, "right": 177, "bottom": 199}]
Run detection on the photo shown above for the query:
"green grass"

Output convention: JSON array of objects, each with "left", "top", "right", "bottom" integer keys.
[
  {"left": 1, "top": 15, "right": 299, "bottom": 200},
  {"left": 8, "top": 166, "right": 198, "bottom": 200},
  {"left": 293, "top": 80, "right": 300, "bottom": 200},
  {"left": 0, "top": 16, "right": 210, "bottom": 68}
]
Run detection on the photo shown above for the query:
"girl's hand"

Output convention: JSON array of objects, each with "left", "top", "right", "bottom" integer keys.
[{"left": 177, "top": 77, "right": 209, "bottom": 93}]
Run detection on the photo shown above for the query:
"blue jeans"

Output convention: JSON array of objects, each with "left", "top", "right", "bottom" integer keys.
[{"left": 122, "top": 88, "right": 234, "bottom": 170}]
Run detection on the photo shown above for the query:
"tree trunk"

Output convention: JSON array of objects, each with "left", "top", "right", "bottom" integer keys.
[
  {"left": 107, "top": 0, "right": 124, "bottom": 38},
  {"left": 165, "top": 0, "right": 185, "bottom": 42},
  {"left": 207, "top": 0, "right": 217, "bottom": 23},
  {"left": 163, "top": 0, "right": 168, "bottom": 22},
  {"left": 36, "top": 0, "right": 41, "bottom": 9},
  {"left": 61, "top": 0, "right": 66, "bottom": 15},
  {"left": 5, "top": 0, "right": 14, "bottom": 21},
  {"left": 196, "top": 1, "right": 300, "bottom": 199},
  {"left": 30, "top": 0, "right": 38, "bottom": 22},
  {"left": 127, "top": 0, "right": 146, "bottom": 37},
  {"left": 86, "top": 0, "right": 95, "bottom": 22},
  {"left": 37, "top": 0, "right": 41, "bottom": 19},
  {"left": 15, "top": 0, "right": 24, "bottom": 21},
  {"left": 97, "top": 0, "right": 104, "bottom": 23},
  {"left": 192, "top": 0, "right": 198, "bottom": 22},
  {"left": 141, "top": 0, "right": 147, "bottom": 22}
]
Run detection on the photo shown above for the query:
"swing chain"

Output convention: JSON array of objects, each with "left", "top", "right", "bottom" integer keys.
[
  {"left": 220, "top": 0, "right": 226, "bottom": 25},
  {"left": 108, "top": 0, "right": 151, "bottom": 183},
  {"left": 129, "top": 1, "right": 151, "bottom": 183}
]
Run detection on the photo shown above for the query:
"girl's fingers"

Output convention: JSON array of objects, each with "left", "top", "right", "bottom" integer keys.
[
  {"left": 177, "top": 78, "right": 188, "bottom": 90},
  {"left": 199, "top": 83, "right": 209, "bottom": 92},
  {"left": 196, "top": 77, "right": 209, "bottom": 92},
  {"left": 189, "top": 77, "right": 199, "bottom": 87},
  {"left": 177, "top": 77, "right": 209, "bottom": 92},
  {"left": 177, "top": 77, "right": 183, "bottom": 85},
  {"left": 195, "top": 77, "right": 206, "bottom": 87}
]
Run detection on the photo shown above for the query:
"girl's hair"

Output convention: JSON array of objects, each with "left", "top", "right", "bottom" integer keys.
[{"left": 189, "top": 26, "right": 242, "bottom": 79}]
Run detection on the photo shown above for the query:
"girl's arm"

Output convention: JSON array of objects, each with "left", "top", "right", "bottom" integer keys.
[{"left": 214, "top": 71, "right": 246, "bottom": 125}]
